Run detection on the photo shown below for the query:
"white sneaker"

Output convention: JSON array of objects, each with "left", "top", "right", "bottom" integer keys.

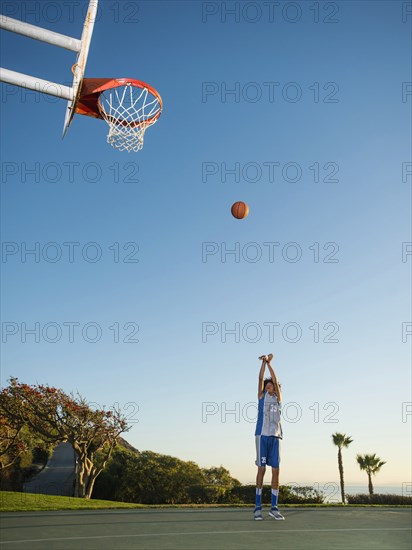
[
  {"left": 269, "top": 508, "right": 284, "bottom": 520},
  {"left": 254, "top": 508, "right": 263, "bottom": 520}
]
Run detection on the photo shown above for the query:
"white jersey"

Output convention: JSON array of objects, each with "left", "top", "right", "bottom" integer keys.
[{"left": 255, "top": 391, "right": 282, "bottom": 438}]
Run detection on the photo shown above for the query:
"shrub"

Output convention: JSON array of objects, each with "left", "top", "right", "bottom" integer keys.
[
  {"left": 346, "top": 493, "right": 412, "bottom": 505},
  {"left": 230, "top": 484, "right": 325, "bottom": 504}
]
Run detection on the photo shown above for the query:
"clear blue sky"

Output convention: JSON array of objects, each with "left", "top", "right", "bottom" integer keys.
[{"left": 1, "top": 0, "right": 411, "bottom": 489}]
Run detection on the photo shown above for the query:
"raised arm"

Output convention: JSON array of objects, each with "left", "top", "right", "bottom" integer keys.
[
  {"left": 258, "top": 355, "right": 267, "bottom": 399},
  {"left": 266, "top": 354, "right": 282, "bottom": 402}
]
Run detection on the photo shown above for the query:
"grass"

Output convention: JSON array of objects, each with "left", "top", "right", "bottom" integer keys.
[
  {"left": 1, "top": 492, "right": 411, "bottom": 512},
  {"left": 0, "top": 491, "right": 145, "bottom": 512}
]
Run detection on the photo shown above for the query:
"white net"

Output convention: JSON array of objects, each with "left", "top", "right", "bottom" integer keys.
[{"left": 97, "top": 83, "right": 162, "bottom": 153}]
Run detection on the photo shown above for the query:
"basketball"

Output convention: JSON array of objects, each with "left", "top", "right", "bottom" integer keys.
[{"left": 231, "top": 201, "right": 249, "bottom": 220}]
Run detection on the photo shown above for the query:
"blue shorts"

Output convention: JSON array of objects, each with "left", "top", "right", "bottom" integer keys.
[{"left": 255, "top": 435, "right": 280, "bottom": 468}]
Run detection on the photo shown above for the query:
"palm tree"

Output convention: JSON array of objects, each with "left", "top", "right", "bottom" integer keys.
[
  {"left": 356, "top": 453, "right": 386, "bottom": 495},
  {"left": 332, "top": 433, "right": 353, "bottom": 504}
]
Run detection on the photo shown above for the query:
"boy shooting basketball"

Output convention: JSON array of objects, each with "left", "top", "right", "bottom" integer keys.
[{"left": 254, "top": 354, "right": 284, "bottom": 521}]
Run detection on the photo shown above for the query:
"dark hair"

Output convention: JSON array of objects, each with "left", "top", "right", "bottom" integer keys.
[
  {"left": 263, "top": 378, "right": 274, "bottom": 390},
  {"left": 264, "top": 378, "right": 282, "bottom": 390}
]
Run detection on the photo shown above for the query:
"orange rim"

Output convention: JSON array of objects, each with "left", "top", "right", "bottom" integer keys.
[{"left": 76, "top": 77, "right": 163, "bottom": 127}]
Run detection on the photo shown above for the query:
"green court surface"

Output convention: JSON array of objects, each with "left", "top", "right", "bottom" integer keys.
[{"left": 1, "top": 507, "right": 411, "bottom": 549}]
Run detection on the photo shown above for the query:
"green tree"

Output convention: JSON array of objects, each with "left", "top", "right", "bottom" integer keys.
[
  {"left": 131, "top": 451, "right": 206, "bottom": 504},
  {"left": 201, "top": 466, "right": 241, "bottom": 503},
  {"left": 356, "top": 453, "right": 386, "bottom": 495},
  {"left": 332, "top": 432, "right": 353, "bottom": 504},
  {"left": 94, "top": 449, "right": 205, "bottom": 504},
  {"left": 202, "top": 466, "right": 240, "bottom": 487},
  {"left": 94, "top": 450, "right": 243, "bottom": 505},
  {"left": 92, "top": 447, "right": 137, "bottom": 501},
  {"left": 0, "top": 378, "right": 128, "bottom": 499}
]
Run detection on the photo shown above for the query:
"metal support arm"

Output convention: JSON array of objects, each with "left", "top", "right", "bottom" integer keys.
[
  {"left": 0, "top": 68, "right": 73, "bottom": 100},
  {"left": 0, "top": 15, "right": 81, "bottom": 52}
]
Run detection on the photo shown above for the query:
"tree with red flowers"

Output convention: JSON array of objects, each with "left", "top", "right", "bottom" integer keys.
[
  {"left": 0, "top": 378, "right": 129, "bottom": 498},
  {"left": 0, "top": 416, "right": 27, "bottom": 470}
]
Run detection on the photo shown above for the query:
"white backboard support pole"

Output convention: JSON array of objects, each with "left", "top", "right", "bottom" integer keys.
[
  {"left": 0, "top": 68, "right": 73, "bottom": 100},
  {"left": 0, "top": 16, "right": 81, "bottom": 52}
]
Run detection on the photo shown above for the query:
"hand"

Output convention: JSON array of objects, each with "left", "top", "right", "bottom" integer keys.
[
  {"left": 258, "top": 355, "right": 267, "bottom": 361},
  {"left": 267, "top": 353, "right": 274, "bottom": 364}
]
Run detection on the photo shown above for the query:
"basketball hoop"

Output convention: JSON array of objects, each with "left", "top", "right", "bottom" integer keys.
[
  {"left": 0, "top": 1, "right": 163, "bottom": 152},
  {"left": 75, "top": 78, "right": 163, "bottom": 152}
]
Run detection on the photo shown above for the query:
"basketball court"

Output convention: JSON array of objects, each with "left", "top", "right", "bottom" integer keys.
[{"left": 1, "top": 507, "right": 411, "bottom": 549}]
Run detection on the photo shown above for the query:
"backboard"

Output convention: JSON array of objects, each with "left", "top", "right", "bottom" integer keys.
[{"left": 62, "top": 0, "right": 98, "bottom": 136}]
